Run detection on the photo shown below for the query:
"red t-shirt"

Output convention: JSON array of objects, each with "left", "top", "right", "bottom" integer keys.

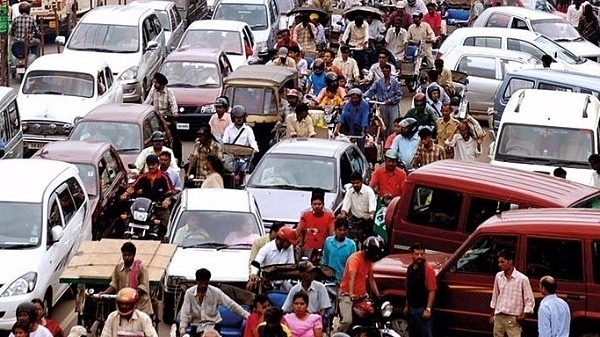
[
  {"left": 423, "top": 12, "right": 442, "bottom": 35},
  {"left": 243, "top": 313, "right": 261, "bottom": 337},
  {"left": 297, "top": 210, "right": 335, "bottom": 249},
  {"left": 384, "top": 133, "right": 398, "bottom": 150},
  {"left": 340, "top": 251, "right": 372, "bottom": 295},
  {"left": 369, "top": 166, "right": 407, "bottom": 198}
]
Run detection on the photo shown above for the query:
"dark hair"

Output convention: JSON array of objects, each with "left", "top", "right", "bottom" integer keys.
[
  {"left": 340, "top": 45, "right": 350, "bottom": 53},
  {"left": 540, "top": 276, "right": 557, "bottom": 294},
  {"left": 553, "top": 167, "right": 566, "bottom": 178},
  {"left": 497, "top": 249, "right": 515, "bottom": 262},
  {"left": 541, "top": 54, "right": 553, "bottom": 67},
  {"left": 206, "top": 154, "right": 224, "bottom": 176},
  {"left": 31, "top": 298, "right": 44, "bottom": 308},
  {"left": 159, "top": 151, "right": 172, "bottom": 159},
  {"left": 349, "top": 171, "right": 363, "bottom": 182},
  {"left": 394, "top": 117, "right": 404, "bottom": 124},
  {"left": 311, "top": 188, "right": 325, "bottom": 202},
  {"left": 381, "top": 63, "right": 392, "bottom": 71},
  {"left": 252, "top": 294, "right": 270, "bottom": 311},
  {"left": 292, "top": 291, "right": 309, "bottom": 304},
  {"left": 12, "top": 321, "right": 29, "bottom": 335},
  {"left": 409, "top": 242, "right": 425, "bottom": 252},
  {"left": 278, "top": 28, "right": 290, "bottom": 34},
  {"left": 270, "top": 222, "right": 286, "bottom": 234},
  {"left": 288, "top": 45, "right": 301, "bottom": 53},
  {"left": 195, "top": 268, "right": 212, "bottom": 281},
  {"left": 418, "top": 128, "right": 432, "bottom": 139},
  {"left": 426, "top": 2, "right": 436, "bottom": 8},
  {"left": 427, "top": 69, "right": 439, "bottom": 82},
  {"left": 261, "top": 308, "right": 286, "bottom": 337},
  {"left": 434, "top": 59, "right": 444, "bottom": 68},
  {"left": 295, "top": 102, "right": 309, "bottom": 115},
  {"left": 153, "top": 72, "right": 168, "bottom": 86},
  {"left": 334, "top": 217, "right": 349, "bottom": 229},
  {"left": 323, "top": 49, "right": 335, "bottom": 58},
  {"left": 378, "top": 49, "right": 388, "bottom": 58},
  {"left": 121, "top": 242, "right": 136, "bottom": 255},
  {"left": 355, "top": 15, "right": 364, "bottom": 24},
  {"left": 589, "top": 154, "right": 600, "bottom": 164}
]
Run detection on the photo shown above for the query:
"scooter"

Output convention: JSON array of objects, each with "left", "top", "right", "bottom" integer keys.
[{"left": 10, "top": 39, "right": 37, "bottom": 81}]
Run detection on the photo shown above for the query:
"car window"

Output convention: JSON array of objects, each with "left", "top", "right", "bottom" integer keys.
[
  {"left": 66, "top": 177, "right": 86, "bottom": 209},
  {"left": 463, "top": 36, "right": 501, "bottom": 49},
  {"left": 486, "top": 13, "right": 511, "bottom": 27},
  {"left": 503, "top": 78, "right": 534, "bottom": 100},
  {"left": 340, "top": 154, "right": 353, "bottom": 186},
  {"left": 104, "top": 67, "right": 113, "bottom": 88},
  {"left": 168, "top": 8, "right": 177, "bottom": 30},
  {"left": 173, "top": 7, "right": 182, "bottom": 26},
  {"left": 57, "top": 185, "right": 77, "bottom": 224},
  {"left": 98, "top": 159, "right": 110, "bottom": 194},
  {"left": 465, "top": 197, "right": 518, "bottom": 233},
  {"left": 538, "top": 82, "right": 573, "bottom": 92},
  {"left": 507, "top": 38, "right": 545, "bottom": 60},
  {"left": 149, "top": 113, "right": 162, "bottom": 131},
  {"left": 6, "top": 100, "right": 19, "bottom": 140},
  {"left": 151, "top": 14, "right": 163, "bottom": 35},
  {"left": 97, "top": 72, "right": 107, "bottom": 96},
  {"left": 0, "top": 108, "right": 8, "bottom": 147},
  {"left": 526, "top": 237, "right": 583, "bottom": 281},
  {"left": 220, "top": 54, "right": 231, "bottom": 76},
  {"left": 143, "top": 119, "right": 154, "bottom": 146},
  {"left": 511, "top": 18, "right": 529, "bottom": 30},
  {"left": 454, "top": 235, "right": 518, "bottom": 274},
  {"left": 347, "top": 147, "right": 364, "bottom": 176},
  {"left": 591, "top": 241, "right": 600, "bottom": 283},
  {"left": 144, "top": 18, "right": 158, "bottom": 42},
  {"left": 48, "top": 197, "right": 63, "bottom": 229},
  {"left": 407, "top": 186, "right": 462, "bottom": 231},
  {"left": 244, "top": 26, "right": 254, "bottom": 46},
  {"left": 102, "top": 151, "right": 121, "bottom": 186},
  {"left": 457, "top": 56, "right": 496, "bottom": 79},
  {"left": 580, "top": 88, "right": 600, "bottom": 99}
]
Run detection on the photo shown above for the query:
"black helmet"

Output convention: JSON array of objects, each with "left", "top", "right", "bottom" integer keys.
[
  {"left": 231, "top": 105, "right": 247, "bottom": 118},
  {"left": 214, "top": 97, "right": 229, "bottom": 107},
  {"left": 399, "top": 117, "right": 418, "bottom": 137},
  {"left": 325, "top": 72, "right": 338, "bottom": 86},
  {"left": 151, "top": 131, "right": 165, "bottom": 142},
  {"left": 16, "top": 302, "right": 37, "bottom": 325},
  {"left": 363, "top": 236, "right": 385, "bottom": 262}
]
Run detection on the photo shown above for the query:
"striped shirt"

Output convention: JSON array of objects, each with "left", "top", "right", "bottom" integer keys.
[
  {"left": 491, "top": 269, "right": 535, "bottom": 316},
  {"left": 411, "top": 142, "right": 446, "bottom": 168}
]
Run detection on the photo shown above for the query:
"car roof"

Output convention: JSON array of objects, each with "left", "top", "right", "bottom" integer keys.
[
  {"left": 480, "top": 6, "right": 563, "bottom": 20},
  {"left": 445, "top": 45, "right": 536, "bottom": 60},
  {"left": 0, "top": 159, "right": 75, "bottom": 203},
  {"left": 478, "top": 208, "right": 600, "bottom": 237},
  {"left": 182, "top": 189, "right": 254, "bottom": 212},
  {"left": 225, "top": 65, "right": 297, "bottom": 83},
  {"left": 267, "top": 138, "right": 352, "bottom": 158},
  {"left": 80, "top": 5, "right": 154, "bottom": 25},
  {"left": 505, "top": 68, "right": 600, "bottom": 88},
  {"left": 165, "top": 47, "right": 223, "bottom": 62},
  {"left": 128, "top": 0, "right": 173, "bottom": 10},
  {"left": 82, "top": 103, "right": 154, "bottom": 123},
  {"left": 446, "top": 26, "right": 541, "bottom": 40},
  {"left": 34, "top": 140, "right": 112, "bottom": 165},
  {"left": 408, "top": 160, "right": 600, "bottom": 207},
  {"left": 186, "top": 19, "right": 248, "bottom": 31},
  {"left": 502, "top": 89, "right": 600, "bottom": 129},
  {"left": 27, "top": 53, "right": 109, "bottom": 74}
]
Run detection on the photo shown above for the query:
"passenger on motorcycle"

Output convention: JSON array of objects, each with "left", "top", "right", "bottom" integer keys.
[
  {"left": 159, "top": 151, "right": 182, "bottom": 193},
  {"left": 367, "top": 36, "right": 399, "bottom": 70},
  {"left": 10, "top": 2, "right": 41, "bottom": 57},
  {"left": 407, "top": 11, "right": 436, "bottom": 72},
  {"left": 434, "top": 59, "right": 456, "bottom": 96},
  {"left": 390, "top": 117, "right": 420, "bottom": 167},
  {"left": 208, "top": 97, "right": 232, "bottom": 140},
  {"left": 283, "top": 292, "right": 324, "bottom": 337},
  {"left": 100, "top": 287, "right": 157, "bottom": 337},
  {"left": 286, "top": 103, "right": 316, "bottom": 138},
  {"left": 282, "top": 261, "right": 332, "bottom": 315},
  {"left": 100, "top": 242, "right": 154, "bottom": 318},
  {"left": 248, "top": 227, "right": 297, "bottom": 290},
  {"left": 10, "top": 302, "right": 52, "bottom": 337},
  {"left": 338, "top": 172, "right": 377, "bottom": 242},
  {"left": 313, "top": 72, "right": 347, "bottom": 106},
  {"left": 385, "top": 17, "right": 409, "bottom": 65},
  {"left": 134, "top": 131, "right": 178, "bottom": 173},
  {"left": 334, "top": 88, "right": 370, "bottom": 152},
  {"left": 336, "top": 236, "right": 384, "bottom": 333},
  {"left": 179, "top": 269, "right": 250, "bottom": 335},
  {"left": 369, "top": 149, "right": 407, "bottom": 198},
  {"left": 187, "top": 126, "right": 224, "bottom": 180}
]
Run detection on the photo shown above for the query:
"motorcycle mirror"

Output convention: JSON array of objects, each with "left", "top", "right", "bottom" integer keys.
[
  {"left": 55, "top": 36, "right": 66, "bottom": 46},
  {"left": 128, "top": 163, "right": 137, "bottom": 169}
]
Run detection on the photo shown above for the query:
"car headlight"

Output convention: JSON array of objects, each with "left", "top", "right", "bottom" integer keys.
[
  {"left": 118, "top": 66, "right": 139, "bottom": 81},
  {"left": 22, "top": 122, "right": 28, "bottom": 132},
  {"left": 380, "top": 301, "right": 393, "bottom": 318},
  {"left": 201, "top": 104, "right": 216, "bottom": 114},
  {"left": 48, "top": 124, "right": 57, "bottom": 134},
  {"left": 257, "top": 41, "right": 268, "bottom": 54},
  {"left": 1, "top": 272, "right": 37, "bottom": 297}
]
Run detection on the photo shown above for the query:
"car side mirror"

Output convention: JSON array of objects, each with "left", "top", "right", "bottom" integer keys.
[
  {"left": 128, "top": 163, "right": 137, "bottom": 169},
  {"left": 145, "top": 41, "right": 159, "bottom": 51},
  {"left": 50, "top": 225, "right": 64, "bottom": 243},
  {"left": 55, "top": 36, "right": 66, "bottom": 46}
]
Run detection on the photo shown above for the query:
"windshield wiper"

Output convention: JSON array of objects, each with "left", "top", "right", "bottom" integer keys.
[
  {"left": 216, "top": 243, "right": 252, "bottom": 251},
  {"left": 183, "top": 242, "right": 228, "bottom": 249},
  {"left": 227, "top": 51, "right": 244, "bottom": 56},
  {"left": 118, "top": 148, "right": 140, "bottom": 153},
  {"left": 73, "top": 47, "right": 119, "bottom": 53},
  {"left": 546, "top": 160, "right": 588, "bottom": 167},
  {"left": 555, "top": 38, "right": 573, "bottom": 42},
  {"left": 251, "top": 24, "right": 268, "bottom": 29},
  {"left": 0, "top": 243, "right": 34, "bottom": 249},
  {"left": 41, "top": 90, "right": 63, "bottom": 95},
  {"left": 252, "top": 184, "right": 311, "bottom": 190},
  {"left": 168, "top": 83, "right": 196, "bottom": 87}
]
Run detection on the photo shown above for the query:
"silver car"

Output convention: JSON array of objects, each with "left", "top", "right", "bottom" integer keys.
[
  {"left": 441, "top": 46, "right": 540, "bottom": 115},
  {"left": 129, "top": 0, "right": 187, "bottom": 54}
]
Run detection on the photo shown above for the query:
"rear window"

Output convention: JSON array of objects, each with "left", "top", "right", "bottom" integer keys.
[{"left": 503, "top": 78, "right": 535, "bottom": 100}]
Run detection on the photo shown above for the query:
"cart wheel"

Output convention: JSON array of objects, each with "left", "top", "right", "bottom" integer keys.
[{"left": 90, "top": 320, "right": 103, "bottom": 337}]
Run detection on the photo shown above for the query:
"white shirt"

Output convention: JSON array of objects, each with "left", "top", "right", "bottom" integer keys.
[
  {"left": 592, "top": 171, "right": 600, "bottom": 188},
  {"left": 405, "top": 0, "right": 428, "bottom": 16},
  {"left": 10, "top": 325, "right": 53, "bottom": 337},
  {"left": 445, "top": 134, "right": 481, "bottom": 161},
  {"left": 567, "top": 3, "right": 584, "bottom": 27},
  {"left": 342, "top": 21, "right": 370, "bottom": 49},
  {"left": 222, "top": 124, "right": 259, "bottom": 152},
  {"left": 282, "top": 281, "right": 332, "bottom": 313},
  {"left": 333, "top": 56, "right": 360, "bottom": 81},
  {"left": 385, "top": 27, "right": 408, "bottom": 61},
  {"left": 341, "top": 184, "right": 377, "bottom": 219},
  {"left": 367, "top": 62, "right": 398, "bottom": 82},
  {"left": 368, "top": 19, "right": 387, "bottom": 39},
  {"left": 251, "top": 240, "right": 295, "bottom": 275},
  {"left": 134, "top": 146, "right": 179, "bottom": 173},
  {"left": 297, "top": 58, "right": 309, "bottom": 75},
  {"left": 344, "top": 0, "right": 362, "bottom": 9}
]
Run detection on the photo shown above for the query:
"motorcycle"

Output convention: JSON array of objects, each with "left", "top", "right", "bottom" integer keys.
[
  {"left": 343, "top": 296, "right": 408, "bottom": 337},
  {"left": 122, "top": 197, "right": 164, "bottom": 240},
  {"left": 10, "top": 39, "right": 37, "bottom": 81}
]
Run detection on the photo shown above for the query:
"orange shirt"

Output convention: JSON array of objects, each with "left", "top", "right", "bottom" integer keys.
[
  {"left": 297, "top": 210, "right": 335, "bottom": 249},
  {"left": 369, "top": 166, "right": 407, "bottom": 198},
  {"left": 340, "top": 251, "right": 372, "bottom": 295}
]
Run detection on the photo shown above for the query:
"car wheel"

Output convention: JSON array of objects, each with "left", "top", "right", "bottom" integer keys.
[
  {"left": 162, "top": 291, "right": 175, "bottom": 324},
  {"left": 43, "top": 290, "right": 53, "bottom": 318}
]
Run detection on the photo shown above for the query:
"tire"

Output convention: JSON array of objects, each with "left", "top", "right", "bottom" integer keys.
[
  {"left": 90, "top": 320, "right": 103, "bottom": 337},
  {"left": 43, "top": 290, "right": 53, "bottom": 318},
  {"left": 390, "top": 318, "right": 409, "bottom": 337},
  {"left": 162, "top": 291, "right": 176, "bottom": 324}
]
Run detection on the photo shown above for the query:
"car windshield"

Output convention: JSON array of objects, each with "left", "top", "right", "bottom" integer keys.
[
  {"left": 247, "top": 155, "right": 336, "bottom": 191},
  {"left": 495, "top": 123, "right": 593, "bottom": 168},
  {"left": 157, "top": 10, "right": 171, "bottom": 31},
  {"left": 179, "top": 30, "right": 243, "bottom": 55},
  {"left": 70, "top": 121, "right": 142, "bottom": 153},
  {"left": 534, "top": 35, "right": 582, "bottom": 64},
  {"left": 67, "top": 23, "right": 139, "bottom": 53},
  {"left": 225, "top": 87, "right": 278, "bottom": 114},
  {"left": 532, "top": 19, "right": 580, "bottom": 40},
  {"left": 0, "top": 202, "right": 41, "bottom": 248},
  {"left": 161, "top": 61, "right": 221, "bottom": 87},
  {"left": 22, "top": 70, "right": 94, "bottom": 98},
  {"left": 74, "top": 164, "right": 98, "bottom": 197},
  {"left": 172, "top": 211, "right": 261, "bottom": 247},
  {"left": 213, "top": 4, "right": 268, "bottom": 30},
  {"left": 276, "top": 0, "right": 294, "bottom": 13}
]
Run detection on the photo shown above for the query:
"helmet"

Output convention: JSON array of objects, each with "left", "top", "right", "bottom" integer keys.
[
  {"left": 363, "top": 236, "right": 385, "bottom": 262},
  {"left": 116, "top": 287, "right": 139, "bottom": 316},
  {"left": 313, "top": 58, "right": 325, "bottom": 70},
  {"left": 413, "top": 92, "right": 426, "bottom": 105},
  {"left": 214, "top": 97, "right": 229, "bottom": 107},
  {"left": 412, "top": 9, "right": 423, "bottom": 17},
  {"left": 151, "top": 131, "right": 165, "bottom": 142},
  {"left": 231, "top": 105, "right": 247, "bottom": 118},
  {"left": 325, "top": 72, "right": 338, "bottom": 86},
  {"left": 399, "top": 117, "right": 418, "bottom": 136},
  {"left": 276, "top": 226, "right": 298, "bottom": 245},
  {"left": 16, "top": 302, "right": 37, "bottom": 325}
]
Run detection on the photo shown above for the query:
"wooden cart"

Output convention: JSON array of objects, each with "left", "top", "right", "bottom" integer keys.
[{"left": 60, "top": 239, "right": 177, "bottom": 332}]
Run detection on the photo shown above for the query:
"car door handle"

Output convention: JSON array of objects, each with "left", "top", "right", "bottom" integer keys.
[{"left": 567, "top": 294, "right": 581, "bottom": 301}]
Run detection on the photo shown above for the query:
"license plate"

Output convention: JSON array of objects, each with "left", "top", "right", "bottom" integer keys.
[
  {"left": 24, "top": 141, "right": 45, "bottom": 149},
  {"left": 16, "top": 68, "right": 25, "bottom": 74},
  {"left": 176, "top": 123, "right": 189, "bottom": 130}
]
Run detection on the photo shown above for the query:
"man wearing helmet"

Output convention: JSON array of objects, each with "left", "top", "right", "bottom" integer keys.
[
  {"left": 10, "top": 302, "right": 52, "bottom": 337},
  {"left": 407, "top": 11, "right": 436, "bottom": 72},
  {"left": 335, "top": 88, "right": 370, "bottom": 151},
  {"left": 336, "top": 236, "right": 383, "bottom": 333},
  {"left": 222, "top": 105, "right": 259, "bottom": 152},
  {"left": 391, "top": 117, "right": 421, "bottom": 166},
  {"left": 101, "top": 287, "right": 157, "bottom": 337},
  {"left": 208, "top": 97, "right": 232, "bottom": 140},
  {"left": 134, "top": 131, "right": 178, "bottom": 174},
  {"left": 247, "top": 227, "right": 297, "bottom": 290}
]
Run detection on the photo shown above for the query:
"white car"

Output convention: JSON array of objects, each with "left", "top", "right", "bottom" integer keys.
[
  {"left": 177, "top": 19, "right": 257, "bottom": 70},
  {"left": 162, "top": 189, "right": 265, "bottom": 323},
  {"left": 128, "top": 0, "right": 187, "bottom": 53},
  {"left": 441, "top": 46, "right": 540, "bottom": 114},
  {"left": 18, "top": 54, "right": 123, "bottom": 155},
  {"left": 0, "top": 159, "right": 91, "bottom": 330},
  {"left": 438, "top": 27, "right": 600, "bottom": 75},
  {"left": 473, "top": 7, "right": 600, "bottom": 62}
]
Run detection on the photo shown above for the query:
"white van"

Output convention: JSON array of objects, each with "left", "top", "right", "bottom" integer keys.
[
  {"left": 0, "top": 87, "right": 23, "bottom": 159},
  {"left": 489, "top": 89, "right": 599, "bottom": 186},
  {"left": 0, "top": 159, "right": 91, "bottom": 330}
]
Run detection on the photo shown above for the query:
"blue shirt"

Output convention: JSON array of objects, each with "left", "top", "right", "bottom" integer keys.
[
  {"left": 364, "top": 77, "right": 403, "bottom": 105},
  {"left": 322, "top": 236, "right": 357, "bottom": 283},
  {"left": 164, "top": 167, "right": 182, "bottom": 191},
  {"left": 392, "top": 133, "right": 420, "bottom": 165},
  {"left": 340, "top": 100, "right": 370, "bottom": 136},
  {"left": 538, "top": 294, "right": 570, "bottom": 337},
  {"left": 308, "top": 72, "right": 326, "bottom": 95}
]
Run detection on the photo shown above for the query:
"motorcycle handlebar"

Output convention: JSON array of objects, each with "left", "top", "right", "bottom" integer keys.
[{"left": 89, "top": 294, "right": 117, "bottom": 300}]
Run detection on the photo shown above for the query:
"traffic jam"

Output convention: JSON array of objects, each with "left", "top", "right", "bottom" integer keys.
[{"left": 3, "top": 0, "right": 600, "bottom": 335}]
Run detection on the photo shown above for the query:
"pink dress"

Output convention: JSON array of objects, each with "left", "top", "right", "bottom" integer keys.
[{"left": 283, "top": 313, "right": 322, "bottom": 337}]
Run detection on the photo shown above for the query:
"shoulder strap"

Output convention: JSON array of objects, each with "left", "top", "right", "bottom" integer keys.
[{"left": 232, "top": 127, "right": 246, "bottom": 144}]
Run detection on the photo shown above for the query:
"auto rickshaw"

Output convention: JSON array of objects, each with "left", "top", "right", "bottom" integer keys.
[{"left": 222, "top": 65, "right": 298, "bottom": 162}]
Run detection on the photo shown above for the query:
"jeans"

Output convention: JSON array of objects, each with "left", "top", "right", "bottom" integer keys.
[
  {"left": 408, "top": 307, "right": 433, "bottom": 337},
  {"left": 379, "top": 104, "right": 399, "bottom": 138}
]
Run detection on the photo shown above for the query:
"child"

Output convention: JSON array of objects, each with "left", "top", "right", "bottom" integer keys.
[
  {"left": 11, "top": 321, "right": 29, "bottom": 337},
  {"left": 319, "top": 86, "right": 344, "bottom": 108}
]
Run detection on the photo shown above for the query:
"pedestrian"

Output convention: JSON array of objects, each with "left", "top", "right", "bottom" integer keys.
[
  {"left": 567, "top": 0, "right": 584, "bottom": 29},
  {"left": 553, "top": 167, "right": 567, "bottom": 179},
  {"left": 445, "top": 121, "right": 482, "bottom": 161},
  {"left": 538, "top": 275, "right": 570, "bottom": 337},
  {"left": 364, "top": 62, "right": 402, "bottom": 137},
  {"left": 468, "top": 0, "right": 484, "bottom": 26},
  {"left": 411, "top": 128, "right": 445, "bottom": 168},
  {"left": 296, "top": 189, "right": 335, "bottom": 258},
  {"left": 578, "top": 4, "right": 600, "bottom": 45},
  {"left": 589, "top": 154, "right": 600, "bottom": 187},
  {"left": 369, "top": 149, "right": 407, "bottom": 198},
  {"left": 322, "top": 218, "right": 357, "bottom": 284},
  {"left": 435, "top": 103, "right": 459, "bottom": 159},
  {"left": 489, "top": 249, "right": 535, "bottom": 337},
  {"left": 404, "top": 243, "right": 436, "bottom": 337},
  {"left": 31, "top": 298, "right": 64, "bottom": 337}
]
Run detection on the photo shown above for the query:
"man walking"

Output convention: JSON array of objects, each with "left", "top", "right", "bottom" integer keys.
[
  {"left": 538, "top": 275, "right": 570, "bottom": 337},
  {"left": 404, "top": 242, "right": 436, "bottom": 337},
  {"left": 490, "top": 250, "right": 535, "bottom": 337}
]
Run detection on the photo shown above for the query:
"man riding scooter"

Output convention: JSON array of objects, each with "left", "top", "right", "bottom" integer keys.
[{"left": 10, "top": 2, "right": 40, "bottom": 78}]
